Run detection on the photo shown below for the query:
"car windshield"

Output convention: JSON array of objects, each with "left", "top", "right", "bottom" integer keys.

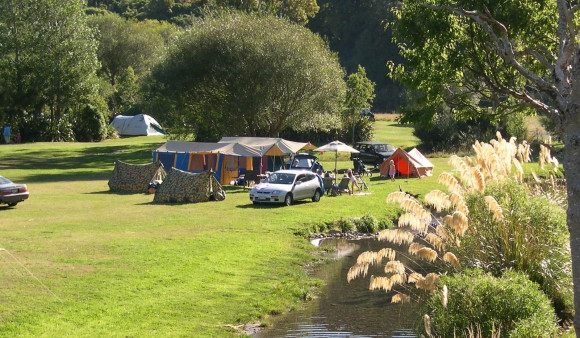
[
  {"left": 266, "top": 173, "right": 295, "bottom": 185},
  {"left": 292, "top": 158, "right": 313, "bottom": 169},
  {"left": 374, "top": 144, "right": 395, "bottom": 152},
  {"left": 0, "top": 176, "right": 12, "bottom": 184}
]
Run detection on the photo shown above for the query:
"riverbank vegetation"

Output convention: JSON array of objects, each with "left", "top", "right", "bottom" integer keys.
[{"left": 347, "top": 133, "right": 572, "bottom": 336}]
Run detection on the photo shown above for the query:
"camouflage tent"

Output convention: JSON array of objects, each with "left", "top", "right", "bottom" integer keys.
[
  {"left": 153, "top": 168, "right": 226, "bottom": 203},
  {"left": 108, "top": 160, "right": 166, "bottom": 193}
]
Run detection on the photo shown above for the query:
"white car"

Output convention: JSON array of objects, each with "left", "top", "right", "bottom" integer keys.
[{"left": 249, "top": 170, "right": 323, "bottom": 206}]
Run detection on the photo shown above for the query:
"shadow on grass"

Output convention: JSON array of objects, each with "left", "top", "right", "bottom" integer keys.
[
  {"left": 3, "top": 144, "right": 154, "bottom": 170},
  {"left": 18, "top": 172, "right": 111, "bottom": 184}
]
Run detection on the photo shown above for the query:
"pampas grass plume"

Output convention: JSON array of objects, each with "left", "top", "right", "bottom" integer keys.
[
  {"left": 408, "top": 242, "right": 425, "bottom": 255},
  {"left": 443, "top": 252, "right": 461, "bottom": 269},
  {"left": 408, "top": 272, "right": 424, "bottom": 283},
  {"left": 438, "top": 172, "right": 463, "bottom": 193},
  {"left": 484, "top": 195, "right": 504, "bottom": 222},
  {"left": 347, "top": 263, "right": 369, "bottom": 282},
  {"left": 442, "top": 284, "right": 448, "bottom": 308},
  {"left": 424, "top": 314, "right": 432, "bottom": 337},
  {"left": 452, "top": 211, "right": 468, "bottom": 236},
  {"left": 425, "top": 190, "right": 451, "bottom": 212},
  {"left": 378, "top": 229, "right": 415, "bottom": 245},
  {"left": 392, "top": 293, "right": 411, "bottom": 304},
  {"left": 425, "top": 233, "right": 446, "bottom": 251},
  {"left": 385, "top": 260, "right": 406, "bottom": 275},
  {"left": 377, "top": 247, "right": 396, "bottom": 262},
  {"left": 415, "top": 247, "right": 438, "bottom": 262}
]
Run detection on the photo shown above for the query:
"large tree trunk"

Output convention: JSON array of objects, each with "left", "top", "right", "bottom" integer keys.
[
  {"left": 564, "top": 120, "right": 580, "bottom": 335},
  {"left": 566, "top": 51, "right": 580, "bottom": 336}
]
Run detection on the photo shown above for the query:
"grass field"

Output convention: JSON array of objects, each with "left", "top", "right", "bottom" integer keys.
[{"left": 0, "top": 123, "right": 451, "bottom": 336}]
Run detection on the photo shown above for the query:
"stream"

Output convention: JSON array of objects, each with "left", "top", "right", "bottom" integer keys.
[{"left": 256, "top": 238, "right": 420, "bottom": 337}]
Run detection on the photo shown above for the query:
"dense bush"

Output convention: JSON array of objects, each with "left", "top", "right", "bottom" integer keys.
[
  {"left": 459, "top": 182, "right": 572, "bottom": 320},
  {"left": 421, "top": 270, "right": 559, "bottom": 337}
]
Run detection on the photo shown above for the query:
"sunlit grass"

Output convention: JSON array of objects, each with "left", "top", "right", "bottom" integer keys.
[{"left": 0, "top": 129, "right": 450, "bottom": 336}]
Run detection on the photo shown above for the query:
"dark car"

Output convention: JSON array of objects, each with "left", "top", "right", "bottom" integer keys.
[
  {"left": 286, "top": 153, "right": 324, "bottom": 173},
  {"left": 360, "top": 108, "right": 375, "bottom": 121},
  {"left": 0, "top": 176, "right": 29, "bottom": 207},
  {"left": 350, "top": 141, "right": 396, "bottom": 167}
]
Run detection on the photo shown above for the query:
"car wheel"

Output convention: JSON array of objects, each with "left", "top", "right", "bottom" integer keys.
[
  {"left": 252, "top": 201, "right": 260, "bottom": 205},
  {"left": 7, "top": 202, "right": 17, "bottom": 207},
  {"left": 284, "top": 193, "right": 293, "bottom": 206},
  {"left": 312, "top": 189, "right": 321, "bottom": 202}
]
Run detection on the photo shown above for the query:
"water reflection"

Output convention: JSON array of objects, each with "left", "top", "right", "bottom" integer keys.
[{"left": 257, "top": 238, "right": 420, "bottom": 337}]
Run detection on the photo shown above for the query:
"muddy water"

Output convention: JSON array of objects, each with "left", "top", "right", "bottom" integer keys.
[{"left": 257, "top": 238, "right": 421, "bottom": 337}]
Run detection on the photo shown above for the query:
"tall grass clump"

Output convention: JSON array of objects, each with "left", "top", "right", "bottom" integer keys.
[
  {"left": 348, "top": 132, "right": 572, "bottom": 333},
  {"left": 421, "top": 270, "right": 559, "bottom": 337},
  {"left": 459, "top": 182, "right": 572, "bottom": 320}
]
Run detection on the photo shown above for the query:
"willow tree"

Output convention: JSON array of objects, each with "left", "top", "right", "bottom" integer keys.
[
  {"left": 147, "top": 13, "right": 346, "bottom": 140},
  {"left": 390, "top": 0, "right": 580, "bottom": 332}
]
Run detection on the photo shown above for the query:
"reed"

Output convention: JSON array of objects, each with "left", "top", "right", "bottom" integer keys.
[{"left": 441, "top": 284, "right": 448, "bottom": 308}]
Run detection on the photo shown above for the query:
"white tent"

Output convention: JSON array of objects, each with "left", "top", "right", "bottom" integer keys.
[{"left": 110, "top": 114, "right": 164, "bottom": 136}]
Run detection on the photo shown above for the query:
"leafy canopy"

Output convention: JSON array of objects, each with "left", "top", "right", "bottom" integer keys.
[
  {"left": 389, "top": 0, "right": 558, "bottom": 125},
  {"left": 147, "top": 12, "right": 346, "bottom": 140}
]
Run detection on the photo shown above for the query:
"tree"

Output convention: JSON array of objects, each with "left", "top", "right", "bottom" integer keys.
[
  {"left": 0, "top": 0, "right": 100, "bottom": 141},
  {"left": 87, "top": 13, "right": 175, "bottom": 86},
  {"left": 345, "top": 65, "right": 375, "bottom": 143},
  {"left": 390, "top": 0, "right": 580, "bottom": 332},
  {"left": 147, "top": 12, "right": 346, "bottom": 140}
]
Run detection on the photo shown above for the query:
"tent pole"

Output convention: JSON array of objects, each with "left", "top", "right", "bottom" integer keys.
[{"left": 334, "top": 151, "right": 338, "bottom": 184}]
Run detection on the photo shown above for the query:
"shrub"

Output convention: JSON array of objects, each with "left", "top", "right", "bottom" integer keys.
[
  {"left": 73, "top": 104, "right": 107, "bottom": 142},
  {"left": 421, "top": 270, "right": 559, "bottom": 337},
  {"left": 355, "top": 214, "right": 378, "bottom": 233},
  {"left": 459, "top": 182, "right": 572, "bottom": 320}
]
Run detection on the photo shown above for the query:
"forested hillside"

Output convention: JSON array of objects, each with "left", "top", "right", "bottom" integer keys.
[
  {"left": 87, "top": 0, "right": 403, "bottom": 112},
  {"left": 308, "top": 0, "right": 403, "bottom": 112}
]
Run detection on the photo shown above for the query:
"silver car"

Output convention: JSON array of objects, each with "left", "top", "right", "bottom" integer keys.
[
  {"left": 249, "top": 170, "right": 323, "bottom": 206},
  {"left": 0, "top": 176, "right": 29, "bottom": 207}
]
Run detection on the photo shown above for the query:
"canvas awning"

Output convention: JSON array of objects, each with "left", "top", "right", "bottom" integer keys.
[
  {"left": 155, "top": 140, "right": 263, "bottom": 157},
  {"left": 218, "top": 137, "right": 310, "bottom": 155}
]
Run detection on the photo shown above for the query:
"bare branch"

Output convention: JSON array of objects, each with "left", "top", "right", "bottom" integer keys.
[{"left": 421, "top": 3, "right": 559, "bottom": 96}]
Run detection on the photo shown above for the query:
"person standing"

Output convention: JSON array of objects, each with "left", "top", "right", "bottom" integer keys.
[
  {"left": 2, "top": 125, "right": 10, "bottom": 144},
  {"left": 389, "top": 160, "right": 396, "bottom": 181},
  {"left": 346, "top": 169, "right": 362, "bottom": 195}
]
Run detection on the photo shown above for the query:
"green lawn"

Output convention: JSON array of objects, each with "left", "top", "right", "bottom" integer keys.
[{"left": 0, "top": 128, "right": 451, "bottom": 336}]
